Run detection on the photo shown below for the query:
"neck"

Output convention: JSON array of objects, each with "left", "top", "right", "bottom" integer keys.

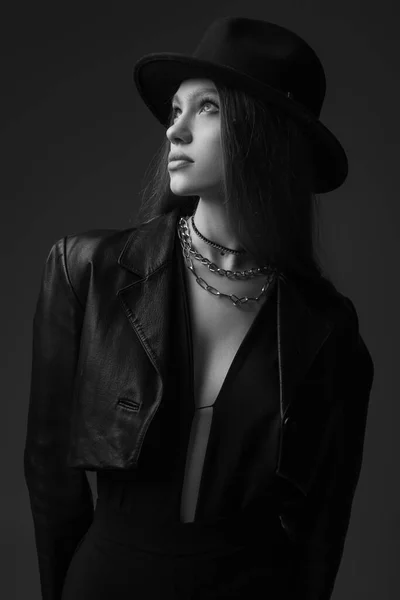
[{"left": 189, "top": 199, "right": 258, "bottom": 272}]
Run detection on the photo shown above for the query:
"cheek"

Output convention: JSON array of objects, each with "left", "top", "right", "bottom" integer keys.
[
  {"left": 211, "top": 143, "right": 224, "bottom": 173},
  {"left": 201, "top": 134, "right": 222, "bottom": 168}
]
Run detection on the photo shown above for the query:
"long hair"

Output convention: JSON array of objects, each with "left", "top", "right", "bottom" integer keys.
[{"left": 134, "top": 82, "right": 337, "bottom": 301}]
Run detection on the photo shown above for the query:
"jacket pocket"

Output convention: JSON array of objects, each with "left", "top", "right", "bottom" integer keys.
[{"left": 117, "top": 396, "right": 141, "bottom": 413}]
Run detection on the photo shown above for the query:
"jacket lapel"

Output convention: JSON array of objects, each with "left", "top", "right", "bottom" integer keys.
[
  {"left": 116, "top": 210, "right": 178, "bottom": 397},
  {"left": 117, "top": 207, "right": 335, "bottom": 438}
]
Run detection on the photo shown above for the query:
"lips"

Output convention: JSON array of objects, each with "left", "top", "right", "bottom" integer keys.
[
  {"left": 168, "top": 160, "right": 193, "bottom": 171},
  {"left": 168, "top": 154, "right": 193, "bottom": 163}
]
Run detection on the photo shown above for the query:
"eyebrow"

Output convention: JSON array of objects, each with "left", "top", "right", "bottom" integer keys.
[{"left": 171, "top": 87, "right": 218, "bottom": 104}]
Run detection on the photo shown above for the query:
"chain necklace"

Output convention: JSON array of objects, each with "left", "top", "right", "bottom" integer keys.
[
  {"left": 190, "top": 214, "right": 246, "bottom": 256},
  {"left": 180, "top": 217, "right": 273, "bottom": 279},
  {"left": 177, "top": 216, "right": 277, "bottom": 308}
]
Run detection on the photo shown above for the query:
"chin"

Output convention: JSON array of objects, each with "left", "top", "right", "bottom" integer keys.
[
  {"left": 169, "top": 177, "right": 219, "bottom": 198},
  {"left": 169, "top": 182, "right": 200, "bottom": 196}
]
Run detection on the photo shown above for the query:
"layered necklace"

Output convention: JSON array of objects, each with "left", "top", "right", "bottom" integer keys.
[{"left": 177, "top": 214, "right": 278, "bottom": 309}]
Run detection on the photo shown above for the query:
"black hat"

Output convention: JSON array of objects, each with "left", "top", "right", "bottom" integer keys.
[{"left": 133, "top": 16, "right": 348, "bottom": 193}]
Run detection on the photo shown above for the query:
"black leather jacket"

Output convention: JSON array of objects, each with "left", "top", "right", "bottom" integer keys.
[{"left": 23, "top": 208, "right": 374, "bottom": 600}]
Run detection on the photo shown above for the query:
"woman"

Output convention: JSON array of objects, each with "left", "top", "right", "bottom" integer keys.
[{"left": 24, "top": 16, "right": 374, "bottom": 600}]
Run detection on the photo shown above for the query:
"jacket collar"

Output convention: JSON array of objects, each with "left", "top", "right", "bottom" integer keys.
[{"left": 117, "top": 208, "right": 335, "bottom": 420}]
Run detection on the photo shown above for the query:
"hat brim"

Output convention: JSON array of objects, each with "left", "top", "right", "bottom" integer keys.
[{"left": 133, "top": 53, "right": 348, "bottom": 193}]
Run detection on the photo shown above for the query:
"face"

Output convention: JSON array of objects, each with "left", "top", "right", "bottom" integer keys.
[{"left": 166, "top": 78, "right": 224, "bottom": 198}]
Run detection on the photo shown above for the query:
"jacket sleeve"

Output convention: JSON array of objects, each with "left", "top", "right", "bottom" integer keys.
[
  {"left": 23, "top": 236, "right": 94, "bottom": 600},
  {"left": 283, "top": 297, "right": 375, "bottom": 599}
]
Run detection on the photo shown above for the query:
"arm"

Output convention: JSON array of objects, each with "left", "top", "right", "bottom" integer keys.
[
  {"left": 23, "top": 236, "right": 94, "bottom": 600},
  {"left": 283, "top": 299, "right": 375, "bottom": 599}
]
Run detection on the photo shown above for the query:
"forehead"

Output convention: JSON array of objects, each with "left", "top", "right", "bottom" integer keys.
[{"left": 171, "top": 78, "right": 218, "bottom": 103}]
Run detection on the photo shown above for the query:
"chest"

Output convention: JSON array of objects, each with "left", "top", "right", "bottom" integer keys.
[{"left": 182, "top": 263, "right": 267, "bottom": 409}]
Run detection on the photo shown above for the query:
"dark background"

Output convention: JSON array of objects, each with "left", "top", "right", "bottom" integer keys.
[{"left": 4, "top": 2, "right": 399, "bottom": 598}]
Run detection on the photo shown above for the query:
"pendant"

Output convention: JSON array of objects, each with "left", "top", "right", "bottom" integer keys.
[{"left": 220, "top": 250, "right": 225, "bottom": 256}]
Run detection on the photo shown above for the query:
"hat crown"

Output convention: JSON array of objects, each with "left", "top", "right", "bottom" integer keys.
[{"left": 193, "top": 17, "right": 326, "bottom": 118}]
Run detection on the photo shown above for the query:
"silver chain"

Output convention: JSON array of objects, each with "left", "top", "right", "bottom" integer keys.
[
  {"left": 178, "top": 217, "right": 273, "bottom": 279},
  {"left": 190, "top": 213, "right": 246, "bottom": 255},
  {"left": 177, "top": 216, "right": 277, "bottom": 308}
]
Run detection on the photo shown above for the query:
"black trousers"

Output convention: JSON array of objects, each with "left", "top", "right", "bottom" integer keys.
[{"left": 61, "top": 501, "right": 295, "bottom": 599}]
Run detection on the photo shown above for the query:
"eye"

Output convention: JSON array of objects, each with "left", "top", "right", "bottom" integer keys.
[{"left": 171, "top": 97, "right": 219, "bottom": 122}]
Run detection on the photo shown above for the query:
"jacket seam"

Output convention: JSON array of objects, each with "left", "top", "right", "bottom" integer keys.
[{"left": 62, "top": 235, "right": 85, "bottom": 312}]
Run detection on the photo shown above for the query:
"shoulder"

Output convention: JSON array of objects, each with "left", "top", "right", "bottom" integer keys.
[
  {"left": 289, "top": 271, "right": 359, "bottom": 332},
  {"left": 46, "top": 226, "right": 138, "bottom": 308},
  {"left": 319, "top": 285, "right": 374, "bottom": 392},
  {"left": 61, "top": 214, "right": 163, "bottom": 268},
  {"left": 64, "top": 227, "right": 134, "bottom": 267},
  {"left": 294, "top": 273, "right": 374, "bottom": 380}
]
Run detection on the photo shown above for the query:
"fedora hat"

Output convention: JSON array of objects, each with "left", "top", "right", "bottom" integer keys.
[{"left": 133, "top": 16, "right": 348, "bottom": 194}]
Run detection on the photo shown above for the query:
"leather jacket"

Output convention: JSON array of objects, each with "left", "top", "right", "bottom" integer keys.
[{"left": 23, "top": 207, "right": 374, "bottom": 600}]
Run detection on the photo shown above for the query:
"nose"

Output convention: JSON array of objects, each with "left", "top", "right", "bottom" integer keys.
[{"left": 166, "top": 115, "right": 192, "bottom": 145}]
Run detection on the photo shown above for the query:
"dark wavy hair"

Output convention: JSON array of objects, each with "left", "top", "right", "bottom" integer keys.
[{"left": 134, "top": 81, "right": 337, "bottom": 301}]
